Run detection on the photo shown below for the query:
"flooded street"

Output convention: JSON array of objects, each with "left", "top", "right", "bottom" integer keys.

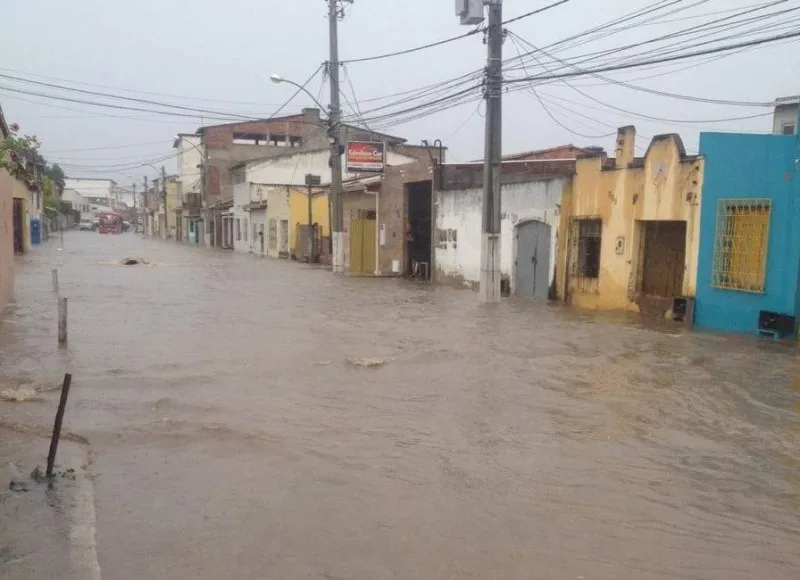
[{"left": 2, "top": 232, "right": 799, "bottom": 579}]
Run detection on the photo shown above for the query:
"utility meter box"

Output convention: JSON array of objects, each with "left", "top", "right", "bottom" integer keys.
[{"left": 455, "top": 0, "right": 484, "bottom": 25}]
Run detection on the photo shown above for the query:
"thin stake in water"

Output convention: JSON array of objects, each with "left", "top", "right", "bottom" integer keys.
[{"left": 46, "top": 373, "right": 73, "bottom": 479}]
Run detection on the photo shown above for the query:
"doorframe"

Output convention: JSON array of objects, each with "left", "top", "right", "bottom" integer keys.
[{"left": 512, "top": 212, "right": 556, "bottom": 297}]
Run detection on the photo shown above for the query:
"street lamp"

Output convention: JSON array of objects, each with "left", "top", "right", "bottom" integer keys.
[
  {"left": 271, "top": 73, "right": 343, "bottom": 270},
  {"left": 270, "top": 73, "right": 329, "bottom": 113}
]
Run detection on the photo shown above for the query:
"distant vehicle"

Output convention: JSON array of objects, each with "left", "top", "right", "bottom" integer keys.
[
  {"left": 79, "top": 219, "right": 94, "bottom": 231},
  {"left": 98, "top": 212, "right": 123, "bottom": 234}
]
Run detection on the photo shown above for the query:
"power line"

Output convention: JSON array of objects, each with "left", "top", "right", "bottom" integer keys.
[
  {"left": 0, "top": 66, "right": 289, "bottom": 108},
  {"left": 0, "top": 72, "right": 257, "bottom": 120},
  {"left": 341, "top": 0, "right": 572, "bottom": 64},
  {"left": 506, "top": 28, "right": 800, "bottom": 90}
]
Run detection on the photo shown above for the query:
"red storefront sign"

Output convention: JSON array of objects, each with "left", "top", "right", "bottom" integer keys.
[{"left": 346, "top": 141, "right": 385, "bottom": 173}]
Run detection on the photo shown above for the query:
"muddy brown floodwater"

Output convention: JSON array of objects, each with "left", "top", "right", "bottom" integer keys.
[{"left": 1, "top": 232, "right": 799, "bottom": 580}]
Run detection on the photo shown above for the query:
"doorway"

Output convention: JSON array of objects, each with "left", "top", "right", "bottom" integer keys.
[
  {"left": 406, "top": 180, "right": 432, "bottom": 279},
  {"left": 12, "top": 198, "right": 24, "bottom": 254},
  {"left": 515, "top": 220, "right": 552, "bottom": 300},
  {"left": 639, "top": 220, "right": 687, "bottom": 298},
  {"left": 349, "top": 209, "right": 376, "bottom": 276}
]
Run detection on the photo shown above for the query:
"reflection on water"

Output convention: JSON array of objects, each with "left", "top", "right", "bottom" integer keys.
[{"left": 1, "top": 231, "right": 799, "bottom": 580}]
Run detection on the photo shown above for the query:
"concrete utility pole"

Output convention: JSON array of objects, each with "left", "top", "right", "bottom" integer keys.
[
  {"left": 132, "top": 182, "right": 137, "bottom": 232},
  {"left": 306, "top": 173, "right": 321, "bottom": 262},
  {"left": 480, "top": 0, "right": 504, "bottom": 302},
  {"left": 328, "top": 0, "right": 350, "bottom": 273},
  {"left": 143, "top": 176, "right": 149, "bottom": 236},
  {"left": 161, "top": 165, "right": 168, "bottom": 239}
]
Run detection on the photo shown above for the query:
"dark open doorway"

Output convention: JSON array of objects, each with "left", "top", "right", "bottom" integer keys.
[
  {"left": 12, "top": 198, "right": 24, "bottom": 254},
  {"left": 406, "top": 181, "right": 432, "bottom": 279}
]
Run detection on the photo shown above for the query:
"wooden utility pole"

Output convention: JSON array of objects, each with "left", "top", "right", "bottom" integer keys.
[{"left": 46, "top": 373, "right": 72, "bottom": 478}]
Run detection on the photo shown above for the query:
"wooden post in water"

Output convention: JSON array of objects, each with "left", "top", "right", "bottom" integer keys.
[
  {"left": 51, "top": 269, "right": 59, "bottom": 293},
  {"left": 46, "top": 373, "right": 73, "bottom": 478},
  {"left": 58, "top": 297, "right": 67, "bottom": 344}
]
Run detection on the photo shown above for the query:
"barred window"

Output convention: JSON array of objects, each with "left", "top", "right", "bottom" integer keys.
[
  {"left": 712, "top": 199, "right": 771, "bottom": 293},
  {"left": 574, "top": 218, "right": 602, "bottom": 279},
  {"left": 268, "top": 219, "right": 277, "bottom": 250}
]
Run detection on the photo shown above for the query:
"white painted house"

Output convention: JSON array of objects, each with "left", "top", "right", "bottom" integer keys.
[
  {"left": 174, "top": 134, "right": 203, "bottom": 196},
  {"left": 435, "top": 170, "right": 571, "bottom": 298},
  {"left": 63, "top": 178, "right": 116, "bottom": 201}
]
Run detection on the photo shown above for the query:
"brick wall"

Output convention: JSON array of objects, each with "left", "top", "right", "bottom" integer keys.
[
  {"left": 378, "top": 160, "right": 435, "bottom": 275},
  {"left": 441, "top": 160, "right": 575, "bottom": 191}
]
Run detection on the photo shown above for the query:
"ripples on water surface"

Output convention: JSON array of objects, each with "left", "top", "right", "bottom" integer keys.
[{"left": 0, "top": 232, "right": 798, "bottom": 580}]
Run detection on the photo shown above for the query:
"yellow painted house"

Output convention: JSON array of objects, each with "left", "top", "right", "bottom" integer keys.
[
  {"left": 556, "top": 126, "right": 704, "bottom": 315},
  {"left": 288, "top": 188, "right": 329, "bottom": 258}
]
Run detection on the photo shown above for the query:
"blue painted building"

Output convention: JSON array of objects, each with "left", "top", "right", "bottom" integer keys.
[{"left": 695, "top": 127, "right": 800, "bottom": 336}]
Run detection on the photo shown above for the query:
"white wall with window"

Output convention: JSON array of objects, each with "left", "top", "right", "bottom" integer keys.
[
  {"left": 435, "top": 178, "right": 568, "bottom": 291},
  {"left": 232, "top": 167, "right": 251, "bottom": 254}
]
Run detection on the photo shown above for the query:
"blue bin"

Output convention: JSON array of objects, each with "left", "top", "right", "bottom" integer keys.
[{"left": 30, "top": 218, "right": 41, "bottom": 245}]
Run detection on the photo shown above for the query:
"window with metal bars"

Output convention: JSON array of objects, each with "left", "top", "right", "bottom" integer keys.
[
  {"left": 570, "top": 218, "right": 602, "bottom": 279},
  {"left": 711, "top": 199, "right": 771, "bottom": 293},
  {"left": 268, "top": 219, "right": 277, "bottom": 250}
]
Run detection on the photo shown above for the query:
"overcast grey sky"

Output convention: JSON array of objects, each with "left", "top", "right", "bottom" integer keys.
[{"left": 2, "top": 0, "right": 799, "bottom": 187}]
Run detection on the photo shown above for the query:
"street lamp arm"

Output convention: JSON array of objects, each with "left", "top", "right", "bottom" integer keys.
[{"left": 270, "top": 74, "right": 329, "bottom": 118}]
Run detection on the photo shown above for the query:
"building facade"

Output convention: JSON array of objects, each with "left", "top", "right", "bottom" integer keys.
[
  {"left": 436, "top": 154, "right": 578, "bottom": 296},
  {"left": 695, "top": 128, "right": 800, "bottom": 337},
  {"left": 289, "top": 188, "right": 329, "bottom": 261},
  {"left": 556, "top": 127, "right": 704, "bottom": 314},
  {"left": 0, "top": 106, "right": 13, "bottom": 313}
]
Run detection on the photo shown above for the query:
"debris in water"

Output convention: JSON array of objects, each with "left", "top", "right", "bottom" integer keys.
[
  {"left": 120, "top": 257, "right": 140, "bottom": 266},
  {"left": 347, "top": 357, "right": 389, "bottom": 368},
  {"left": 7, "top": 462, "right": 29, "bottom": 492},
  {"left": 0, "top": 386, "right": 41, "bottom": 402}
]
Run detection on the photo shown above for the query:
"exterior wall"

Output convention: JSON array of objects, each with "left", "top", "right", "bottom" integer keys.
[
  {"left": 246, "top": 148, "right": 416, "bottom": 188},
  {"left": 695, "top": 132, "right": 800, "bottom": 334},
  {"left": 63, "top": 178, "right": 115, "bottom": 200},
  {"left": 555, "top": 132, "right": 704, "bottom": 312},
  {"left": 436, "top": 179, "right": 567, "bottom": 290},
  {"left": 289, "top": 189, "right": 330, "bottom": 255},
  {"left": 265, "top": 187, "right": 291, "bottom": 258},
  {"left": 62, "top": 188, "right": 91, "bottom": 216},
  {"left": 165, "top": 180, "right": 180, "bottom": 239},
  {"left": 201, "top": 110, "right": 330, "bottom": 205},
  {"left": 12, "top": 178, "right": 31, "bottom": 252},
  {"left": 248, "top": 208, "right": 266, "bottom": 255},
  {"left": 232, "top": 180, "right": 251, "bottom": 253},
  {"left": 772, "top": 104, "right": 798, "bottom": 135},
  {"left": 0, "top": 166, "right": 14, "bottom": 312},
  {"left": 176, "top": 134, "right": 203, "bottom": 194},
  {"left": 376, "top": 161, "right": 436, "bottom": 276}
]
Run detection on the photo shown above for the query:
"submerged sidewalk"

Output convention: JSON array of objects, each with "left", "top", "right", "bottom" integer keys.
[{"left": 1, "top": 422, "right": 101, "bottom": 580}]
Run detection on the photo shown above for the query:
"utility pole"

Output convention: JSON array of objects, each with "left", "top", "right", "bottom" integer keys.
[
  {"left": 161, "top": 165, "right": 168, "bottom": 239},
  {"left": 306, "top": 174, "right": 321, "bottom": 263},
  {"left": 132, "top": 182, "right": 137, "bottom": 232},
  {"left": 481, "top": 0, "right": 504, "bottom": 302},
  {"left": 143, "top": 176, "right": 149, "bottom": 236},
  {"left": 328, "top": 0, "right": 350, "bottom": 273}
]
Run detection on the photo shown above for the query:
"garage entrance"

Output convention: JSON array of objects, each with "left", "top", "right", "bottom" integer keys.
[{"left": 639, "top": 220, "right": 687, "bottom": 298}]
